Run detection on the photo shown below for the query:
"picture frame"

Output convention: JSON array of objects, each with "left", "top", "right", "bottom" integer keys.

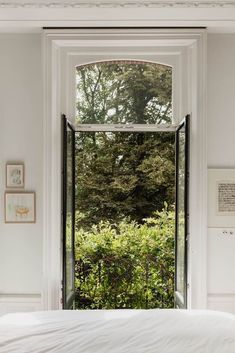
[
  {"left": 5, "top": 192, "right": 36, "bottom": 223},
  {"left": 208, "top": 168, "right": 235, "bottom": 227},
  {"left": 6, "top": 163, "right": 24, "bottom": 188}
]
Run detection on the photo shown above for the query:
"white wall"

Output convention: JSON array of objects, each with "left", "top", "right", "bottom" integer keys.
[
  {"left": 207, "top": 34, "right": 235, "bottom": 313},
  {"left": 0, "top": 32, "right": 235, "bottom": 314},
  {"left": 0, "top": 34, "right": 42, "bottom": 313},
  {"left": 207, "top": 34, "right": 235, "bottom": 168}
]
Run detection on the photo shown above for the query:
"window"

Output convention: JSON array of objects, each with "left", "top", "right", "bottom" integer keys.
[
  {"left": 43, "top": 29, "right": 207, "bottom": 310},
  {"left": 73, "top": 60, "right": 175, "bottom": 309},
  {"left": 76, "top": 61, "right": 172, "bottom": 125}
]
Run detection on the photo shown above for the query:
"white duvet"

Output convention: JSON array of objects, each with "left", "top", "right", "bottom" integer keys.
[{"left": 0, "top": 309, "right": 235, "bottom": 353}]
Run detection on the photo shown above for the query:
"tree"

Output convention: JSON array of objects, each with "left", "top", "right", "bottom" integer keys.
[
  {"left": 75, "top": 131, "right": 175, "bottom": 228},
  {"left": 76, "top": 61, "right": 172, "bottom": 124},
  {"left": 75, "top": 61, "right": 175, "bottom": 228}
]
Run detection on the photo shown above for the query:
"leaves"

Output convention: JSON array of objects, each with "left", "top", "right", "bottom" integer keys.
[
  {"left": 76, "top": 62, "right": 172, "bottom": 124},
  {"left": 75, "top": 62, "right": 174, "bottom": 227},
  {"left": 75, "top": 206, "right": 174, "bottom": 309},
  {"left": 75, "top": 131, "right": 175, "bottom": 228},
  {"left": 74, "top": 61, "right": 175, "bottom": 309}
]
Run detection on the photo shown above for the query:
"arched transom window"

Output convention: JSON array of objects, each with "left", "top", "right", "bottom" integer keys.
[{"left": 76, "top": 60, "right": 172, "bottom": 125}]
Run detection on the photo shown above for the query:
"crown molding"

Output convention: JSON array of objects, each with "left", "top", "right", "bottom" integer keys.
[{"left": 1, "top": 1, "right": 235, "bottom": 9}]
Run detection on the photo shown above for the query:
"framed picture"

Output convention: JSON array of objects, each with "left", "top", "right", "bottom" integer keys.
[
  {"left": 208, "top": 169, "right": 235, "bottom": 227},
  {"left": 5, "top": 192, "right": 36, "bottom": 223},
  {"left": 6, "top": 163, "right": 24, "bottom": 188}
]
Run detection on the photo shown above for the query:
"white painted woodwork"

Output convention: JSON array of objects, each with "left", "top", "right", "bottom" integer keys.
[
  {"left": 0, "top": 294, "right": 41, "bottom": 316},
  {"left": 43, "top": 28, "right": 207, "bottom": 310},
  {"left": 2, "top": 1, "right": 235, "bottom": 33},
  {"left": 208, "top": 294, "right": 235, "bottom": 314}
]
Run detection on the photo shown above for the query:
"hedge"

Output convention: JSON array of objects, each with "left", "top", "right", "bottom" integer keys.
[{"left": 75, "top": 206, "right": 174, "bottom": 309}]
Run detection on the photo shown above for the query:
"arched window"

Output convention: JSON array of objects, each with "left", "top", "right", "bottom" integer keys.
[{"left": 76, "top": 60, "right": 172, "bottom": 125}]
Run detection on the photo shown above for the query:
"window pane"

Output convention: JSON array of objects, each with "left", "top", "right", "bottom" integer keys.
[
  {"left": 66, "top": 128, "right": 74, "bottom": 300},
  {"left": 76, "top": 61, "right": 172, "bottom": 125},
  {"left": 176, "top": 126, "right": 186, "bottom": 299}
]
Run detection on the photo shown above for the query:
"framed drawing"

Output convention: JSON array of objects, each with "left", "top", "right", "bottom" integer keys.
[
  {"left": 6, "top": 163, "right": 24, "bottom": 188},
  {"left": 5, "top": 192, "right": 36, "bottom": 223},
  {"left": 208, "top": 169, "right": 235, "bottom": 227}
]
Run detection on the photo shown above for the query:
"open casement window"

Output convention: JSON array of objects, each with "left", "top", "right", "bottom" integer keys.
[
  {"left": 62, "top": 60, "right": 191, "bottom": 310},
  {"left": 175, "top": 115, "right": 190, "bottom": 309},
  {"left": 61, "top": 114, "right": 190, "bottom": 310},
  {"left": 62, "top": 115, "right": 76, "bottom": 309}
]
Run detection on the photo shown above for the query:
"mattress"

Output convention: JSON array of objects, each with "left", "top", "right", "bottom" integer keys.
[{"left": 0, "top": 309, "right": 235, "bottom": 353}]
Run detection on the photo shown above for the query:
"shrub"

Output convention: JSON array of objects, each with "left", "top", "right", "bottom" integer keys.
[{"left": 75, "top": 206, "right": 174, "bottom": 309}]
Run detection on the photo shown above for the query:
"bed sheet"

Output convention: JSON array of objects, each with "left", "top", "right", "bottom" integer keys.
[{"left": 0, "top": 309, "right": 235, "bottom": 353}]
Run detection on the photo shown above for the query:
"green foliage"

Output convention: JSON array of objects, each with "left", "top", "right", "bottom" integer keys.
[
  {"left": 76, "top": 131, "right": 175, "bottom": 228},
  {"left": 76, "top": 62, "right": 172, "bottom": 124},
  {"left": 73, "top": 61, "right": 175, "bottom": 309},
  {"left": 75, "top": 206, "right": 174, "bottom": 309},
  {"left": 75, "top": 61, "right": 175, "bottom": 228}
]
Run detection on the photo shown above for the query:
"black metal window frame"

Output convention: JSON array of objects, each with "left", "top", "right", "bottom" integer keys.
[
  {"left": 174, "top": 114, "right": 190, "bottom": 309},
  {"left": 62, "top": 114, "right": 76, "bottom": 309},
  {"left": 62, "top": 113, "right": 190, "bottom": 310}
]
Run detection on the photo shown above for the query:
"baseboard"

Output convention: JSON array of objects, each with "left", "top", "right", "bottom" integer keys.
[
  {"left": 0, "top": 293, "right": 42, "bottom": 315},
  {"left": 208, "top": 293, "right": 235, "bottom": 314}
]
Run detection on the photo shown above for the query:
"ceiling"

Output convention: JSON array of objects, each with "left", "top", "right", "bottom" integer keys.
[{"left": 1, "top": 0, "right": 235, "bottom": 33}]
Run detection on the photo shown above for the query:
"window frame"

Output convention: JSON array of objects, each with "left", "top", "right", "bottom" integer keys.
[
  {"left": 66, "top": 49, "right": 182, "bottom": 126},
  {"left": 74, "top": 60, "right": 174, "bottom": 127},
  {"left": 43, "top": 28, "right": 207, "bottom": 311}
]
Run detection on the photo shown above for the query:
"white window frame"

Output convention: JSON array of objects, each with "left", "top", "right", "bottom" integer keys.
[{"left": 43, "top": 28, "right": 207, "bottom": 310}]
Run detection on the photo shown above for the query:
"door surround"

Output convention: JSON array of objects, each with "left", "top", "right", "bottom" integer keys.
[{"left": 42, "top": 28, "right": 207, "bottom": 310}]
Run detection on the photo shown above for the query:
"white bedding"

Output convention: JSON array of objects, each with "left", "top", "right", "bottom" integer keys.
[{"left": 0, "top": 309, "right": 235, "bottom": 353}]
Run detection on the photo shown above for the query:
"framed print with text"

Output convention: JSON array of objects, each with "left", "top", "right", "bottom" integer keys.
[{"left": 208, "top": 169, "right": 235, "bottom": 227}]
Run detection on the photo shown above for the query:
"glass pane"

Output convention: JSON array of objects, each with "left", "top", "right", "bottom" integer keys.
[
  {"left": 66, "top": 127, "right": 73, "bottom": 300},
  {"left": 76, "top": 61, "right": 172, "bottom": 125},
  {"left": 176, "top": 126, "right": 185, "bottom": 298}
]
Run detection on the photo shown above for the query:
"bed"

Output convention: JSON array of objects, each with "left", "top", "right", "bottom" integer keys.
[{"left": 0, "top": 309, "right": 235, "bottom": 353}]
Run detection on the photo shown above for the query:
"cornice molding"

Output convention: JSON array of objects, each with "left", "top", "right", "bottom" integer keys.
[{"left": 1, "top": 1, "right": 235, "bottom": 9}]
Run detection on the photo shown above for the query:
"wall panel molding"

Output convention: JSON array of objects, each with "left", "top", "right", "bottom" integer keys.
[
  {"left": 208, "top": 293, "right": 235, "bottom": 314},
  {"left": 0, "top": 294, "right": 42, "bottom": 315}
]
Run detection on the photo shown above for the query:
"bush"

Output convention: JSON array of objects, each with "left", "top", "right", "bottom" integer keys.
[{"left": 75, "top": 206, "right": 174, "bottom": 309}]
